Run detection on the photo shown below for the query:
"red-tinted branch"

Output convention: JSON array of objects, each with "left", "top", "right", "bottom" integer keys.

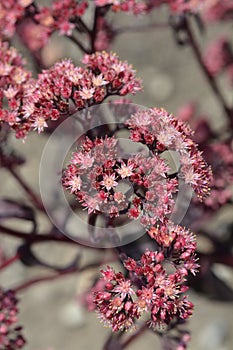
[
  {"left": 13, "top": 260, "right": 114, "bottom": 293},
  {"left": 0, "top": 224, "right": 102, "bottom": 249},
  {"left": 8, "top": 167, "right": 45, "bottom": 212},
  {"left": 122, "top": 323, "right": 148, "bottom": 348},
  {"left": 67, "top": 34, "right": 91, "bottom": 54},
  {"left": 0, "top": 253, "right": 20, "bottom": 270}
]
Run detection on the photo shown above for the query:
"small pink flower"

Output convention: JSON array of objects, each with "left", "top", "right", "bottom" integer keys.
[
  {"left": 32, "top": 116, "right": 48, "bottom": 133},
  {"left": 100, "top": 173, "right": 118, "bottom": 191},
  {"left": 113, "top": 280, "right": 135, "bottom": 299},
  {"left": 92, "top": 74, "right": 109, "bottom": 87},
  {"left": 117, "top": 162, "right": 134, "bottom": 178}
]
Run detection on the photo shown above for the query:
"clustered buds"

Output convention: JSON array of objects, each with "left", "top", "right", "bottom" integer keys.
[
  {"left": 63, "top": 108, "right": 212, "bottom": 227},
  {"left": 94, "top": 223, "right": 197, "bottom": 332},
  {"left": 127, "top": 107, "right": 212, "bottom": 201},
  {"left": 0, "top": 289, "right": 25, "bottom": 350},
  {"left": 0, "top": 41, "right": 32, "bottom": 139},
  {"left": 62, "top": 106, "right": 211, "bottom": 333},
  {"left": 0, "top": 48, "right": 141, "bottom": 138}
]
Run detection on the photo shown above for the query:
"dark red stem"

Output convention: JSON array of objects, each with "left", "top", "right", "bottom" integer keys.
[
  {"left": 13, "top": 261, "right": 113, "bottom": 293},
  {"left": 0, "top": 253, "right": 20, "bottom": 270},
  {"left": 8, "top": 167, "right": 45, "bottom": 212},
  {"left": 122, "top": 323, "right": 148, "bottom": 348},
  {"left": 0, "top": 224, "right": 102, "bottom": 249}
]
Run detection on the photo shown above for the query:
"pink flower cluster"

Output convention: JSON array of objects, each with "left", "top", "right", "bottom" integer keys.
[
  {"left": 35, "top": 0, "right": 88, "bottom": 36},
  {"left": 0, "top": 41, "right": 32, "bottom": 139},
  {"left": 203, "top": 36, "right": 233, "bottom": 77},
  {"left": 63, "top": 107, "right": 212, "bottom": 232},
  {"left": 203, "top": 142, "right": 233, "bottom": 209},
  {"left": 0, "top": 0, "right": 33, "bottom": 39},
  {"left": 127, "top": 108, "right": 212, "bottom": 201},
  {"left": 63, "top": 135, "right": 178, "bottom": 223},
  {"left": 0, "top": 289, "right": 25, "bottom": 350},
  {"left": 94, "top": 223, "right": 197, "bottom": 332},
  {"left": 201, "top": 0, "right": 233, "bottom": 22},
  {"left": 177, "top": 103, "right": 233, "bottom": 210},
  {"left": 0, "top": 49, "right": 141, "bottom": 138}
]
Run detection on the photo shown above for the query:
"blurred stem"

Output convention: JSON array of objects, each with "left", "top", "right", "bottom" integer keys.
[
  {"left": 8, "top": 167, "right": 45, "bottom": 212},
  {"left": 67, "top": 34, "right": 91, "bottom": 54},
  {"left": 90, "top": 7, "right": 100, "bottom": 53},
  {"left": 122, "top": 323, "right": 148, "bottom": 348},
  {"left": 199, "top": 252, "right": 233, "bottom": 268},
  {"left": 0, "top": 224, "right": 103, "bottom": 249},
  {"left": 184, "top": 17, "right": 233, "bottom": 126},
  {"left": 76, "top": 17, "right": 91, "bottom": 35},
  {"left": 13, "top": 260, "right": 115, "bottom": 293},
  {"left": 0, "top": 253, "right": 20, "bottom": 270}
]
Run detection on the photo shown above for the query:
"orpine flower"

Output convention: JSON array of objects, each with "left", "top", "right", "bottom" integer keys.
[
  {"left": 63, "top": 107, "right": 211, "bottom": 229},
  {"left": 0, "top": 0, "right": 33, "bottom": 39},
  {"left": 35, "top": 0, "right": 88, "bottom": 36},
  {"left": 1, "top": 51, "right": 141, "bottom": 138},
  {"left": 94, "top": 231, "right": 196, "bottom": 332},
  {"left": 127, "top": 107, "right": 212, "bottom": 201},
  {"left": 94, "top": 267, "right": 140, "bottom": 331},
  {"left": 62, "top": 135, "right": 178, "bottom": 223}
]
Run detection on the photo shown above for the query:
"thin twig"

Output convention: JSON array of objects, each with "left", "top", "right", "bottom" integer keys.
[
  {"left": 0, "top": 253, "right": 20, "bottom": 270},
  {"left": 13, "top": 260, "right": 115, "bottom": 293},
  {"left": 8, "top": 167, "right": 45, "bottom": 212},
  {"left": 0, "top": 224, "right": 102, "bottom": 249},
  {"left": 122, "top": 323, "right": 148, "bottom": 348},
  {"left": 67, "top": 34, "right": 91, "bottom": 54}
]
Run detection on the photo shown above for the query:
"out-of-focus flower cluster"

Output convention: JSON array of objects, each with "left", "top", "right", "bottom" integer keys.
[
  {"left": 0, "top": 288, "right": 25, "bottom": 350},
  {"left": 0, "top": 47, "right": 141, "bottom": 138},
  {"left": 0, "top": 0, "right": 88, "bottom": 41},
  {"left": 34, "top": 0, "right": 88, "bottom": 36},
  {"left": 63, "top": 108, "right": 212, "bottom": 229},
  {"left": 177, "top": 103, "right": 233, "bottom": 210},
  {"left": 201, "top": 0, "right": 233, "bottom": 22},
  {"left": 94, "top": 0, "right": 233, "bottom": 18},
  {"left": 0, "top": 0, "right": 33, "bottom": 40},
  {"left": 203, "top": 36, "right": 233, "bottom": 83},
  {"left": 94, "top": 223, "right": 197, "bottom": 332}
]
